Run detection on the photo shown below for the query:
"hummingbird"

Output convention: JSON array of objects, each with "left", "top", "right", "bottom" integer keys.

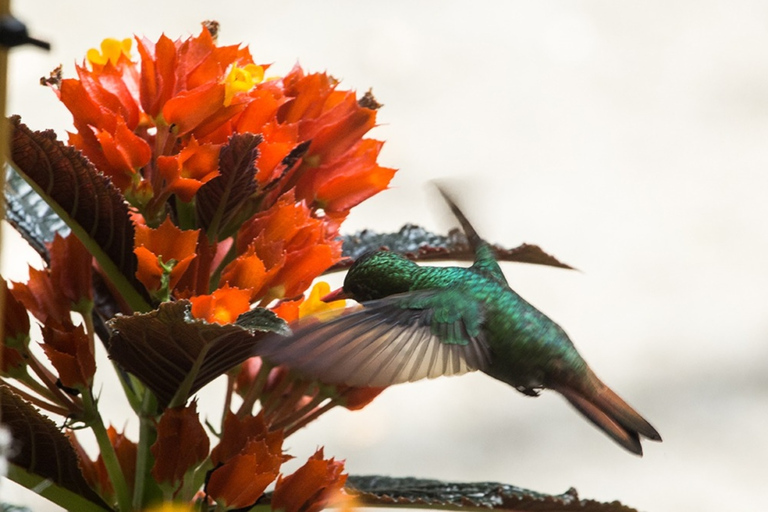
[{"left": 256, "top": 188, "right": 661, "bottom": 455}]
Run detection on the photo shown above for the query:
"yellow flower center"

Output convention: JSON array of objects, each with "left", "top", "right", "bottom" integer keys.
[
  {"left": 87, "top": 38, "right": 133, "bottom": 67},
  {"left": 299, "top": 282, "right": 347, "bottom": 319},
  {"left": 223, "top": 64, "right": 265, "bottom": 106}
]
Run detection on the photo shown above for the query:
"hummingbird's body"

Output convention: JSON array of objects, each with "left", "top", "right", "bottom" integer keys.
[{"left": 257, "top": 190, "right": 661, "bottom": 455}]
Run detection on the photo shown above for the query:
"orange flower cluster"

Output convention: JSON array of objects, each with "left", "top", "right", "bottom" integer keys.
[
  {"left": 50, "top": 25, "right": 395, "bottom": 313},
  {"left": 5, "top": 24, "right": 398, "bottom": 511}
]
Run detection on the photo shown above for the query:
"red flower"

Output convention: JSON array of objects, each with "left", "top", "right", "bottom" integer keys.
[
  {"left": 40, "top": 319, "right": 95, "bottom": 390},
  {"left": 134, "top": 216, "right": 199, "bottom": 293},
  {"left": 272, "top": 448, "right": 348, "bottom": 512},
  {"left": 150, "top": 401, "right": 210, "bottom": 486}
]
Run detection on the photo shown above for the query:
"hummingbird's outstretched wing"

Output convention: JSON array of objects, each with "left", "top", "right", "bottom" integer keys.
[{"left": 255, "top": 290, "right": 492, "bottom": 387}]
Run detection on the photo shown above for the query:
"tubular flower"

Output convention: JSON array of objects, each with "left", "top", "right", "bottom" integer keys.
[
  {"left": 206, "top": 412, "right": 287, "bottom": 508},
  {"left": 189, "top": 285, "right": 251, "bottom": 324},
  {"left": 271, "top": 448, "right": 348, "bottom": 512},
  {"left": 150, "top": 401, "right": 210, "bottom": 487},
  {"left": 134, "top": 216, "right": 200, "bottom": 294},
  {"left": 157, "top": 136, "right": 221, "bottom": 202},
  {"left": 230, "top": 192, "right": 341, "bottom": 301},
  {"left": 40, "top": 319, "right": 95, "bottom": 390},
  {"left": 11, "top": 233, "right": 94, "bottom": 324},
  {"left": 50, "top": 25, "right": 393, "bottom": 222}
]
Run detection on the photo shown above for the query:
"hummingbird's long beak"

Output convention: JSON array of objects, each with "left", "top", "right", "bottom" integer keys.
[{"left": 321, "top": 287, "right": 349, "bottom": 302}]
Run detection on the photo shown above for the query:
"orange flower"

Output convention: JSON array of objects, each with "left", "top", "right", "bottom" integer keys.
[
  {"left": 207, "top": 412, "right": 286, "bottom": 508},
  {"left": 92, "top": 116, "right": 152, "bottom": 191},
  {"left": 271, "top": 448, "right": 348, "bottom": 512},
  {"left": 219, "top": 245, "right": 271, "bottom": 300},
  {"left": 150, "top": 401, "right": 210, "bottom": 486},
  {"left": 232, "top": 192, "right": 341, "bottom": 301},
  {"left": 189, "top": 285, "right": 251, "bottom": 324},
  {"left": 11, "top": 234, "right": 93, "bottom": 323},
  {"left": 157, "top": 137, "right": 221, "bottom": 201},
  {"left": 207, "top": 439, "right": 281, "bottom": 508},
  {"left": 134, "top": 216, "right": 199, "bottom": 293},
  {"left": 40, "top": 319, "right": 95, "bottom": 390},
  {"left": 297, "top": 138, "right": 396, "bottom": 218}
]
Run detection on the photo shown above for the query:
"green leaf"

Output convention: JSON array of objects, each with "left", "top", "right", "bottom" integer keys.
[
  {"left": 0, "top": 386, "right": 111, "bottom": 511},
  {"left": 195, "top": 132, "right": 262, "bottom": 241},
  {"left": 8, "top": 116, "right": 150, "bottom": 313},
  {"left": 345, "top": 476, "right": 639, "bottom": 512},
  {"left": 107, "top": 301, "right": 286, "bottom": 409},
  {"left": 236, "top": 307, "right": 291, "bottom": 336},
  {"left": 336, "top": 224, "right": 574, "bottom": 271}
]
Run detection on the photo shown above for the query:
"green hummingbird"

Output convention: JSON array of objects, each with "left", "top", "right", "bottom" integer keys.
[{"left": 256, "top": 189, "right": 661, "bottom": 455}]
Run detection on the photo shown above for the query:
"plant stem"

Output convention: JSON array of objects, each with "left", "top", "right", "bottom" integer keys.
[
  {"left": 82, "top": 387, "right": 132, "bottom": 512},
  {"left": 271, "top": 392, "right": 327, "bottom": 430},
  {"left": 285, "top": 399, "right": 338, "bottom": 437},
  {"left": 0, "top": 380, "right": 70, "bottom": 416},
  {"left": 236, "top": 360, "right": 271, "bottom": 418},
  {"left": 133, "top": 390, "right": 155, "bottom": 510},
  {"left": 26, "top": 355, "right": 82, "bottom": 413},
  {"left": 220, "top": 372, "right": 234, "bottom": 427},
  {"left": 260, "top": 373, "right": 294, "bottom": 417}
]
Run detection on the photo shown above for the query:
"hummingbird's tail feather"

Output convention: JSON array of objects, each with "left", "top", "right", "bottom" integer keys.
[
  {"left": 435, "top": 185, "right": 484, "bottom": 249},
  {"left": 553, "top": 369, "right": 661, "bottom": 456}
]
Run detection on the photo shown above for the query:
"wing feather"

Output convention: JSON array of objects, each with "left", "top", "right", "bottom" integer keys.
[{"left": 255, "top": 291, "right": 491, "bottom": 387}]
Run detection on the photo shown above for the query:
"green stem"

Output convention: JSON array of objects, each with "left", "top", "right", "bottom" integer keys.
[
  {"left": 0, "top": 379, "right": 70, "bottom": 416},
  {"left": 83, "top": 388, "right": 132, "bottom": 512},
  {"left": 175, "top": 196, "right": 197, "bottom": 231},
  {"left": 81, "top": 304, "right": 96, "bottom": 361},
  {"left": 132, "top": 390, "right": 155, "bottom": 510},
  {"left": 6, "top": 465, "right": 111, "bottom": 512},
  {"left": 168, "top": 342, "right": 212, "bottom": 409},
  {"left": 14, "top": 369, "right": 63, "bottom": 404}
]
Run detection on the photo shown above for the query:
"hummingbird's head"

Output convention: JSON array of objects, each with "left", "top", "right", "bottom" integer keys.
[{"left": 343, "top": 250, "right": 419, "bottom": 302}]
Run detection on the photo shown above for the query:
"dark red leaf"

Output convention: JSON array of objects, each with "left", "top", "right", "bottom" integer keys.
[
  {"left": 195, "top": 132, "right": 262, "bottom": 241},
  {"left": 107, "top": 300, "right": 285, "bottom": 408},
  {"left": 335, "top": 225, "right": 574, "bottom": 271},
  {"left": 0, "top": 385, "right": 110, "bottom": 509},
  {"left": 344, "top": 476, "right": 639, "bottom": 512},
  {"left": 8, "top": 115, "right": 147, "bottom": 308}
]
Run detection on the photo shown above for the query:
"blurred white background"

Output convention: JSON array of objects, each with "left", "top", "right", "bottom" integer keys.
[{"left": 3, "top": 1, "right": 768, "bottom": 511}]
